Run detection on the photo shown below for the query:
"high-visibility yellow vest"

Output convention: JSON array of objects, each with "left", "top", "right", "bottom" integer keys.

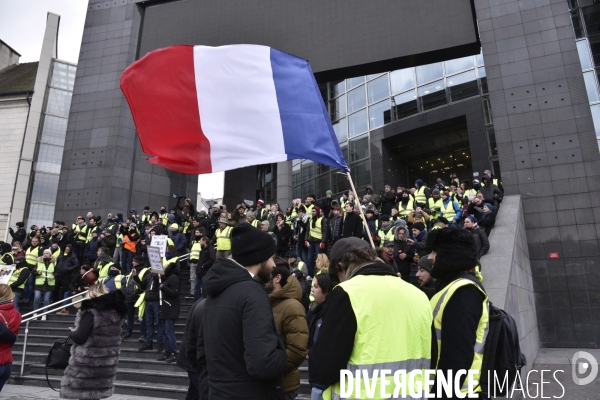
[
  {"left": 251, "top": 219, "right": 260, "bottom": 228},
  {"left": 377, "top": 228, "right": 395, "bottom": 247},
  {"left": 431, "top": 278, "right": 489, "bottom": 394},
  {"left": 414, "top": 186, "right": 427, "bottom": 205},
  {"left": 141, "top": 214, "right": 151, "bottom": 225},
  {"left": 114, "top": 232, "right": 123, "bottom": 248},
  {"left": 190, "top": 241, "right": 201, "bottom": 261},
  {"left": 97, "top": 261, "right": 114, "bottom": 279},
  {"left": 285, "top": 215, "right": 293, "bottom": 228},
  {"left": 35, "top": 261, "right": 55, "bottom": 287},
  {"left": 101, "top": 274, "right": 124, "bottom": 290},
  {"left": 323, "top": 275, "right": 432, "bottom": 400},
  {"left": 341, "top": 200, "right": 349, "bottom": 215},
  {"left": 309, "top": 217, "right": 323, "bottom": 241},
  {"left": 52, "top": 249, "right": 61, "bottom": 259},
  {"left": 0, "top": 253, "right": 14, "bottom": 265},
  {"left": 25, "top": 247, "right": 39, "bottom": 266},
  {"left": 305, "top": 204, "right": 314, "bottom": 215},
  {"left": 8, "top": 267, "right": 25, "bottom": 289},
  {"left": 465, "top": 189, "right": 477, "bottom": 199},
  {"left": 427, "top": 197, "right": 444, "bottom": 220},
  {"left": 183, "top": 221, "right": 190, "bottom": 234},
  {"left": 441, "top": 201, "right": 458, "bottom": 222},
  {"left": 398, "top": 199, "right": 414, "bottom": 217},
  {"left": 159, "top": 212, "right": 169, "bottom": 226},
  {"left": 75, "top": 224, "right": 88, "bottom": 242},
  {"left": 216, "top": 226, "right": 232, "bottom": 251}
]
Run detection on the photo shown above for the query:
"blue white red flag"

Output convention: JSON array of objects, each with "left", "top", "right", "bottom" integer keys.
[{"left": 120, "top": 45, "right": 349, "bottom": 174}]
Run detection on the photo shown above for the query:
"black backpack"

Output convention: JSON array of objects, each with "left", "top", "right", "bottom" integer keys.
[{"left": 459, "top": 274, "right": 527, "bottom": 397}]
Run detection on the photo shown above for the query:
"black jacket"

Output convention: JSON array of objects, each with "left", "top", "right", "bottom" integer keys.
[
  {"left": 9, "top": 264, "right": 30, "bottom": 293},
  {"left": 197, "top": 245, "right": 215, "bottom": 277},
  {"left": 380, "top": 192, "right": 397, "bottom": 215},
  {"left": 9, "top": 227, "right": 26, "bottom": 245},
  {"left": 340, "top": 213, "right": 363, "bottom": 239},
  {"left": 466, "top": 226, "right": 490, "bottom": 259},
  {"left": 201, "top": 258, "right": 287, "bottom": 400},
  {"left": 159, "top": 261, "right": 180, "bottom": 320},
  {"left": 55, "top": 245, "right": 79, "bottom": 276},
  {"left": 394, "top": 240, "right": 415, "bottom": 282},
  {"left": 177, "top": 299, "right": 209, "bottom": 400}
]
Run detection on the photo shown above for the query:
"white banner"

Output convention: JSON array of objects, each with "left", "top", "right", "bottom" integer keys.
[
  {"left": 0, "top": 265, "right": 15, "bottom": 285},
  {"left": 151, "top": 235, "right": 168, "bottom": 257},
  {"left": 147, "top": 246, "right": 164, "bottom": 275}
]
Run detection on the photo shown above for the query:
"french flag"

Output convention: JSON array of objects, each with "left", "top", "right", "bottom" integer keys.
[{"left": 120, "top": 45, "right": 348, "bottom": 174}]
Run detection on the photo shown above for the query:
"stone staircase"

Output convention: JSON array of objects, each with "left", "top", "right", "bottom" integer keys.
[{"left": 8, "top": 265, "right": 312, "bottom": 399}]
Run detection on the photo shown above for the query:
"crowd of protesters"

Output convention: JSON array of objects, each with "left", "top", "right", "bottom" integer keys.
[{"left": 0, "top": 170, "right": 503, "bottom": 399}]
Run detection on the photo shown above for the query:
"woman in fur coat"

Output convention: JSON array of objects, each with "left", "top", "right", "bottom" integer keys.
[{"left": 60, "top": 283, "right": 127, "bottom": 399}]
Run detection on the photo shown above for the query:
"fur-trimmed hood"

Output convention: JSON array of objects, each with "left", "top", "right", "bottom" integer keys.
[
  {"left": 80, "top": 290, "right": 127, "bottom": 318},
  {"left": 37, "top": 256, "right": 57, "bottom": 264}
]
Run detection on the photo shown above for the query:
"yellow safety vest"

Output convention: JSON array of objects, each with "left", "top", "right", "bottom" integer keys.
[
  {"left": 427, "top": 197, "right": 444, "bottom": 220},
  {"left": 309, "top": 217, "right": 322, "bottom": 241},
  {"left": 341, "top": 200, "right": 349, "bottom": 215},
  {"left": 75, "top": 224, "right": 88, "bottom": 242},
  {"left": 25, "top": 247, "right": 39, "bottom": 266},
  {"left": 8, "top": 267, "right": 25, "bottom": 289},
  {"left": 441, "top": 200, "right": 458, "bottom": 222},
  {"left": 251, "top": 219, "right": 260, "bottom": 228},
  {"left": 0, "top": 253, "right": 14, "bottom": 265},
  {"left": 183, "top": 221, "right": 190, "bottom": 234},
  {"left": 159, "top": 212, "right": 169, "bottom": 226},
  {"left": 35, "top": 261, "right": 55, "bottom": 287},
  {"left": 465, "top": 189, "right": 477, "bottom": 199},
  {"left": 323, "top": 275, "right": 432, "bottom": 400},
  {"left": 97, "top": 261, "right": 114, "bottom": 279},
  {"left": 190, "top": 241, "right": 201, "bottom": 261},
  {"left": 141, "top": 214, "right": 151, "bottom": 225},
  {"left": 377, "top": 228, "right": 395, "bottom": 247},
  {"left": 100, "top": 274, "right": 124, "bottom": 290},
  {"left": 431, "top": 278, "right": 489, "bottom": 394},
  {"left": 52, "top": 249, "right": 61, "bottom": 259},
  {"left": 216, "top": 226, "right": 232, "bottom": 251},
  {"left": 115, "top": 232, "right": 123, "bottom": 248},
  {"left": 398, "top": 199, "right": 414, "bottom": 217},
  {"left": 414, "top": 186, "right": 427, "bottom": 205},
  {"left": 305, "top": 204, "right": 314, "bottom": 215}
]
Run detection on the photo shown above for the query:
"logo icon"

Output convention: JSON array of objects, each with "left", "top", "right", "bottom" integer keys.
[{"left": 572, "top": 351, "right": 598, "bottom": 386}]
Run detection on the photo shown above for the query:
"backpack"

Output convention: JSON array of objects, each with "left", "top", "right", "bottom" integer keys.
[{"left": 459, "top": 274, "right": 527, "bottom": 396}]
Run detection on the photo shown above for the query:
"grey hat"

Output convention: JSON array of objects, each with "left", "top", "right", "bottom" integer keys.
[
  {"left": 418, "top": 256, "right": 433, "bottom": 273},
  {"left": 383, "top": 240, "right": 395, "bottom": 248},
  {"left": 329, "top": 237, "right": 370, "bottom": 271}
]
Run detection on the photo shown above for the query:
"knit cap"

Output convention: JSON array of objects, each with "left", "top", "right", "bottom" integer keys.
[{"left": 231, "top": 223, "right": 277, "bottom": 266}]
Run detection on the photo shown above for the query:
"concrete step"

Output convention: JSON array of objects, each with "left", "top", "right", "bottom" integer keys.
[{"left": 19, "top": 325, "right": 188, "bottom": 339}]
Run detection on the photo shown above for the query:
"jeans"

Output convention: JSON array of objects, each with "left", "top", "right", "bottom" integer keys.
[
  {"left": 62, "top": 290, "right": 72, "bottom": 308},
  {"left": 113, "top": 247, "right": 122, "bottom": 266},
  {"left": 145, "top": 301, "right": 163, "bottom": 346},
  {"left": 306, "top": 242, "right": 321, "bottom": 277},
  {"left": 310, "top": 387, "right": 323, "bottom": 400},
  {"left": 33, "top": 290, "right": 52, "bottom": 312},
  {"left": 185, "top": 370, "right": 200, "bottom": 400},
  {"left": 23, "top": 274, "right": 34, "bottom": 300},
  {"left": 13, "top": 292, "right": 21, "bottom": 312},
  {"left": 162, "top": 318, "right": 178, "bottom": 355},
  {"left": 189, "top": 263, "right": 197, "bottom": 295},
  {"left": 126, "top": 302, "right": 147, "bottom": 336},
  {"left": 194, "top": 276, "right": 204, "bottom": 301},
  {"left": 0, "top": 362, "right": 12, "bottom": 392},
  {"left": 296, "top": 242, "right": 308, "bottom": 262},
  {"left": 121, "top": 250, "right": 135, "bottom": 274}
]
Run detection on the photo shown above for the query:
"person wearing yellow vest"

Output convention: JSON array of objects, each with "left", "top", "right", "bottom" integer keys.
[
  {"left": 309, "top": 237, "right": 432, "bottom": 400},
  {"left": 73, "top": 216, "right": 89, "bottom": 262},
  {"left": 188, "top": 228, "right": 203, "bottom": 297},
  {"left": 441, "top": 190, "right": 462, "bottom": 226},
  {"left": 127, "top": 256, "right": 149, "bottom": 342},
  {"left": 305, "top": 206, "right": 328, "bottom": 277},
  {"left": 426, "top": 227, "right": 489, "bottom": 396},
  {"left": 33, "top": 249, "right": 56, "bottom": 320},
  {"left": 0, "top": 243, "right": 14, "bottom": 266},
  {"left": 377, "top": 215, "right": 395, "bottom": 247},
  {"left": 427, "top": 188, "right": 444, "bottom": 221},
  {"left": 246, "top": 211, "right": 260, "bottom": 228},
  {"left": 9, "top": 258, "right": 30, "bottom": 311},
  {"left": 413, "top": 179, "right": 430, "bottom": 208},
  {"left": 397, "top": 190, "right": 415, "bottom": 220},
  {"left": 213, "top": 218, "right": 232, "bottom": 259},
  {"left": 94, "top": 247, "right": 115, "bottom": 280},
  {"left": 100, "top": 264, "right": 124, "bottom": 292},
  {"left": 483, "top": 169, "right": 504, "bottom": 194}
]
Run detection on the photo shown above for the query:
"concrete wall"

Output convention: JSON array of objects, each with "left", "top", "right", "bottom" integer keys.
[
  {"left": 481, "top": 195, "right": 540, "bottom": 375},
  {"left": 475, "top": 0, "right": 600, "bottom": 348},
  {"left": 0, "top": 41, "right": 20, "bottom": 71}
]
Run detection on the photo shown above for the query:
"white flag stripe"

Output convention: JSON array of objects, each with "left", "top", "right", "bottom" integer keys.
[{"left": 193, "top": 45, "right": 287, "bottom": 172}]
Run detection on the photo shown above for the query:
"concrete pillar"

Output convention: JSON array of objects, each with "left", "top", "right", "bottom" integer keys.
[{"left": 276, "top": 161, "right": 293, "bottom": 209}]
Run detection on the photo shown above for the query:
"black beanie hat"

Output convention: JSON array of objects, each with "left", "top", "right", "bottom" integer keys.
[
  {"left": 329, "top": 237, "right": 370, "bottom": 271},
  {"left": 231, "top": 223, "right": 277, "bottom": 266},
  {"left": 426, "top": 227, "right": 478, "bottom": 279},
  {"left": 133, "top": 255, "right": 145, "bottom": 265},
  {"left": 412, "top": 222, "right": 425, "bottom": 232}
]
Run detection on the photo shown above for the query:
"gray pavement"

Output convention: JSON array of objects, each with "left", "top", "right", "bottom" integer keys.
[{"left": 1, "top": 384, "right": 169, "bottom": 399}]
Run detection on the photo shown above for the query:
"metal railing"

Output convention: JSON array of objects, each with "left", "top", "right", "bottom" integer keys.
[{"left": 19, "top": 290, "right": 89, "bottom": 377}]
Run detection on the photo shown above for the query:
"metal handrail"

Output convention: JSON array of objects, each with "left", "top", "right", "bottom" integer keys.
[{"left": 19, "top": 290, "right": 89, "bottom": 377}]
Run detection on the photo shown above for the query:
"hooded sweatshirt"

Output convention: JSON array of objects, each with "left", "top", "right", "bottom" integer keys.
[
  {"left": 268, "top": 275, "right": 308, "bottom": 393},
  {"left": 200, "top": 257, "right": 287, "bottom": 400}
]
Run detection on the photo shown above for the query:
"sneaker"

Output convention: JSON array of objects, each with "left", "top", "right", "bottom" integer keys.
[
  {"left": 41, "top": 315, "right": 47, "bottom": 321},
  {"left": 165, "top": 354, "right": 177, "bottom": 363},
  {"left": 138, "top": 344, "right": 153, "bottom": 352},
  {"left": 157, "top": 353, "right": 170, "bottom": 361},
  {"left": 137, "top": 336, "right": 146, "bottom": 343},
  {"left": 156, "top": 344, "right": 164, "bottom": 353},
  {"left": 122, "top": 333, "right": 132, "bottom": 339}
]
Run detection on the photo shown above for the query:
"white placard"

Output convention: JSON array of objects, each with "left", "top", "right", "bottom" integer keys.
[
  {"left": 0, "top": 265, "right": 15, "bottom": 285},
  {"left": 147, "top": 246, "right": 164, "bottom": 275},
  {"left": 151, "top": 235, "right": 168, "bottom": 257}
]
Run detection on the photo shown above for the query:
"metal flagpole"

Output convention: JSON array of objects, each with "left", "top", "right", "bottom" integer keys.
[{"left": 346, "top": 171, "right": 376, "bottom": 249}]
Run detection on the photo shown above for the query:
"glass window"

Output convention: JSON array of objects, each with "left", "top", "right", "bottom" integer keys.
[
  {"left": 568, "top": 0, "right": 578, "bottom": 9},
  {"left": 591, "top": 104, "right": 600, "bottom": 137},
  {"left": 30, "top": 172, "right": 59, "bottom": 203},
  {"left": 45, "top": 88, "right": 72, "bottom": 117},
  {"left": 329, "top": 94, "right": 346, "bottom": 121},
  {"left": 487, "top": 126, "right": 498, "bottom": 157},
  {"left": 27, "top": 203, "right": 55, "bottom": 228},
  {"left": 390, "top": 68, "right": 415, "bottom": 94},
  {"left": 333, "top": 118, "right": 348, "bottom": 142},
  {"left": 301, "top": 180, "right": 315, "bottom": 201},
  {"left": 35, "top": 143, "right": 64, "bottom": 174},
  {"left": 476, "top": 52, "right": 484, "bottom": 66},
  {"left": 445, "top": 56, "right": 475, "bottom": 75},
  {"left": 50, "top": 62, "right": 76, "bottom": 90},
  {"left": 292, "top": 185, "right": 301, "bottom": 200},
  {"left": 367, "top": 73, "right": 384, "bottom": 80},
  {"left": 571, "top": 10, "right": 584, "bottom": 39},
  {"left": 583, "top": 71, "right": 599, "bottom": 102},
  {"left": 346, "top": 76, "right": 365, "bottom": 90},
  {"left": 582, "top": 5, "right": 600, "bottom": 37},
  {"left": 416, "top": 62, "right": 443, "bottom": 85},
  {"left": 478, "top": 67, "right": 488, "bottom": 94},
  {"left": 367, "top": 75, "right": 389, "bottom": 104},
  {"left": 340, "top": 143, "right": 349, "bottom": 161},
  {"left": 348, "top": 109, "right": 368, "bottom": 137},
  {"left": 332, "top": 169, "right": 348, "bottom": 194},
  {"left": 292, "top": 163, "right": 301, "bottom": 186},
  {"left": 329, "top": 80, "right": 345, "bottom": 98},
  {"left": 315, "top": 174, "right": 330, "bottom": 199},
  {"left": 369, "top": 99, "right": 390, "bottom": 129},
  {"left": 349, "top": 135, "right": 369, "bottom": 162},
  {"left": 588, "top": 36, "right": 600, "bottom": 66},
  {"left": 391, "top": 90, "right": 418, "bottom": 120},
  {"left": 577, "top": 40, "right": 594, "bottom": 70},
  {"left": 347, "top": 85, "right": 366, "bottom": 113},
  {"left": 40, "top": 115, "right": 68, "bottom": 145},
  {"left": 302, "top": 160, "right": 314, "bottom": 182},
  {"left": 418, "top": 79, "right": 446, "bottom": 110},
  {"left": 316, "top": 163, "right": 329, "bottom": 175},
  {"left": 448, "top": 69, "right": 479, "bottom": 102},
  {"left": 483, "top": 96, "right": 493, "bottom": 125},
  {"left": 351, "top": 160, "right": 371, "bottom": 189}
]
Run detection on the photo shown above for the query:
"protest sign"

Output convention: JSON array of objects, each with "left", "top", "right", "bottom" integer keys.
[
  {"left": 0, "top": 265, "right": 15, "bottom": 285},
  {"left": 151, "top": 235, "right": 168, "bottom": 257},
  {"left": 147, "top": 246, "right": 164, "bottom": 275}
]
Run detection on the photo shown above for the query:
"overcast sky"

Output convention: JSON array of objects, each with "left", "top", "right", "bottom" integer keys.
[{"left": 0, "top": 0, "right": 224, "bottom": 198}]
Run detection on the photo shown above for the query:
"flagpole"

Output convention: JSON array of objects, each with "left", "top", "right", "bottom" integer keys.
[{"left": 346, "top": 171, "right": 376, "bottom": 249}]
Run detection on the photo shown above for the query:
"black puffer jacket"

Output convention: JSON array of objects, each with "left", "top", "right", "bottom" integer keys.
[
  {"left": 159, "top": 261, "right": 180, "bottom": 320},
  {"left": 465, "top": 226, "right": 490, "bottom": 259},
  {"left": 201, "top": 258, "right": 287, "bottom": 400},
  {"left": 55, "top": 245, "right": 79, "bottom": 276}
]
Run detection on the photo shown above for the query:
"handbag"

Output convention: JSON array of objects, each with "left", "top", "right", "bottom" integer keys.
[{"left": 45, "top": 336, "right": 72, "bottom": 391}]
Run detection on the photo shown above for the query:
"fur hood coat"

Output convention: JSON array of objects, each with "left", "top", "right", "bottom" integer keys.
[{"left": 60, "top": 290, "right": 127, "bottom": 399}]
